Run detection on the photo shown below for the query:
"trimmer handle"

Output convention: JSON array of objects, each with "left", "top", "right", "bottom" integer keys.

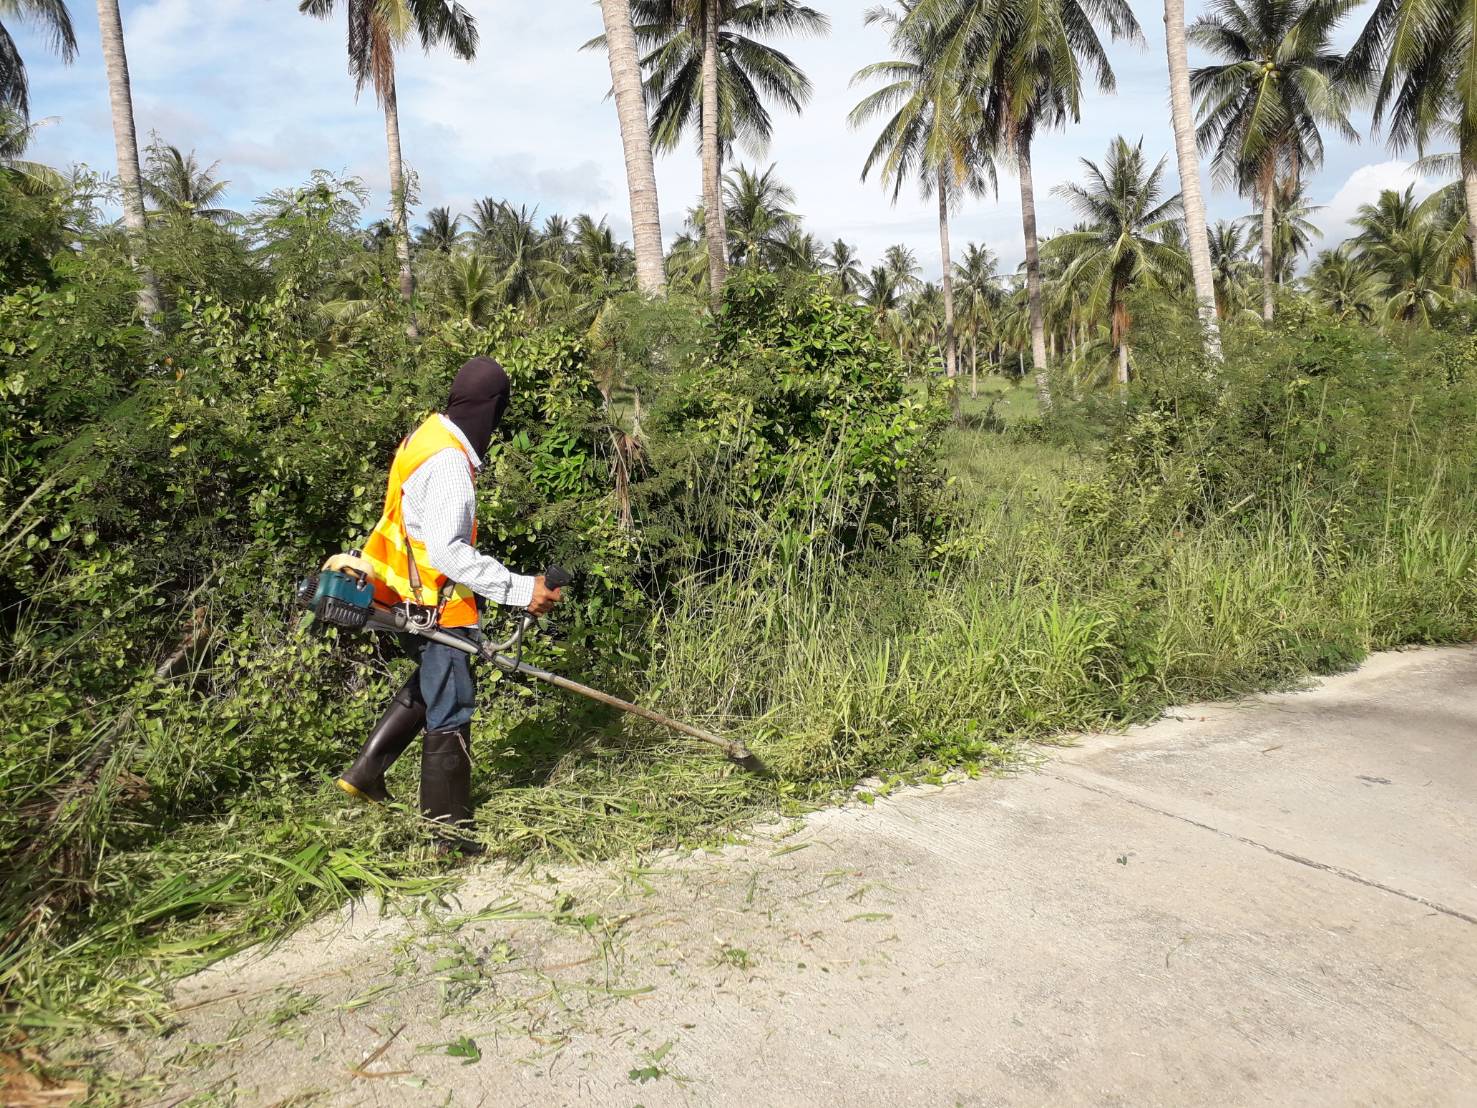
[
  {"left": 512, "top": 564, "right": 572, "bottom": 635},
  {"left": 542, "top": 564, "right": 574, "bottom": 590},
  {"left": 490, "top": 565, "right": 571, "bottom": 667}
]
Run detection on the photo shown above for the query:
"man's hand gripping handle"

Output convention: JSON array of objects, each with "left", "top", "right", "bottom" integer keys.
[{"left": 481, "top": 564, "right": 571, "bottom": 665}]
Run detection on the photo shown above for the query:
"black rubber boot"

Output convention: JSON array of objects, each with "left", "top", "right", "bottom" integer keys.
[
  {"left": 420, "top": 725, "right": 484, "bottom": 856},
  {"left": 337, "top": 676, "right": 424, "bottom": 804}
]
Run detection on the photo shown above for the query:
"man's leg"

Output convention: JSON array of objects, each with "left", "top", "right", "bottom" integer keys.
[
  {"left": 337, "top": 672, "right": 426, "bottom": 803},
  {"left": 418, "top": 629, "right": 482, "bottom": 853}
]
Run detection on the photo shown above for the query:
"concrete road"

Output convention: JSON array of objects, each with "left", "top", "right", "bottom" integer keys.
[{"left": 132, "top": 647, "right": 1477, "bottom": 1106}]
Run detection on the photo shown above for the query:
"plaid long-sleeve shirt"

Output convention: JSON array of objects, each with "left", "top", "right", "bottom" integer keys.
[{"left": 399, "top": 415, "right": 535, "bottom": 611}]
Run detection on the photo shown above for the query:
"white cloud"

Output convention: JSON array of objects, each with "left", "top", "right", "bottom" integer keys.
[{"left": 1317, "top": 161, "right": 1443, "bottom": 247}]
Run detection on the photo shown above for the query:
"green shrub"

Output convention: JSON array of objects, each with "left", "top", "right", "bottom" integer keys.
[{"left": 632, "top": 271, "right": 947, "bottom": 574}]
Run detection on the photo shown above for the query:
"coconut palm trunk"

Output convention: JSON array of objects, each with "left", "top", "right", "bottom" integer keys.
[
  {"left": 1259, "top": 163, "right": 1276, "bottom": 321},
  {"left": 1016, "top": 132, "right": 1051, "bottom": 408},
  {"left": 95, "top": 0, "right": 159, "bottom": 320},
  {"left": 700, "top": 1, "right": 727, "bottom": 308},
  {"left": 382, "top": 77, "right": 417, "bottom": 337},
  {"left": 714, "top": 143, "right": 729, "bottom": 259},
  {"left": 600, "top": 0, "right": 667, "bottom": 296},
  {"left": 1113, "top": 285, "right": 1130, "bottom": 384},
  {"left": 1463, "top": 159, "right": 1477, "bottom": 278},
  {"left": 937, "top": 168, "right": 960, "bottom": 420},
  {"left": 1163, "top": 0, "right": 1220, "bottom": 355}
]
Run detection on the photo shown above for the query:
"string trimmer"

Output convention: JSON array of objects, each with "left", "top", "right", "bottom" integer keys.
[{"left": 299, "top": 555, "right": 764, "bottom": 773}]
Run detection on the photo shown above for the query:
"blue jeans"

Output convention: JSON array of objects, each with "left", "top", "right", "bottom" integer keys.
[{"left": 413, "top": 626, "right": 481, "bottom": 732}]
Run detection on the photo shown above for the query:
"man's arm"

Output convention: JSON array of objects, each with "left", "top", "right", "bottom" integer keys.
[{"left": 401, "top": 449, "right": 536, "bottom": 610}]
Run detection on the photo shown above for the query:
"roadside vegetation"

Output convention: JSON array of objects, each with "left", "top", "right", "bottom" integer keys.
[
  {"left": 1, "top": 0, "right": 1476, "bottom": 1095},
  {"left": 4, "top": 167, "right": 1473, "bottom": 1044}
]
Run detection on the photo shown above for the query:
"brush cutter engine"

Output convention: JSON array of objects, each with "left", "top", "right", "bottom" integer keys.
[{"left": 302, "top": 551, "right": 376, "bottom": 629}]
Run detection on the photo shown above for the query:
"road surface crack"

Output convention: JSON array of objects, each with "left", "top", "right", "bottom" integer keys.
[{"left": 1045, "top": 769, "right": 1477, "bottom": 927}]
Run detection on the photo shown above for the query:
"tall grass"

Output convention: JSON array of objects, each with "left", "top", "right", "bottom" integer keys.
[{"left": 647, "top": 432, "right": 1477, "bottom": 779}]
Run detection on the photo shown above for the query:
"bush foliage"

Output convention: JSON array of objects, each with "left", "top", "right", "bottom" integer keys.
[
  {"left": 3, "top": 164, "right": 1475, "bottom": 1045},
  {"left": 0, "top": 170, "right": 942, "bottom": 1033}
]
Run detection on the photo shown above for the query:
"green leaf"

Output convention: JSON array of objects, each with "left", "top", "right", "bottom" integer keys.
[{"left": 445, "top": 1036, "right": 481, "bottom": 1065}]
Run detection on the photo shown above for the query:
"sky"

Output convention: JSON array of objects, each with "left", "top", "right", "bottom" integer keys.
[{"left": 9, "top": 0, "right": 1453, "bottom": 279}]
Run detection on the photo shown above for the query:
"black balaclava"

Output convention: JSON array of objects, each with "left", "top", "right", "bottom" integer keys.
[{"left": 444, "top": 356, "right": 510, "bottom": 460}]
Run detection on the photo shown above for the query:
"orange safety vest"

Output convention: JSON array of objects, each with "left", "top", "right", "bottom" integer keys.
[{"left": 363, "top": 415, "right": 480, "bottom": 629}]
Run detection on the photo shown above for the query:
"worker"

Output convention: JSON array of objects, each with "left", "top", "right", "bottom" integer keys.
[{"left": 337, "top": 356, "right": 561, "bottom": 854}]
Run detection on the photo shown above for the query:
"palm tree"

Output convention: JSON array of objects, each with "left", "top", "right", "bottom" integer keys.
[
  {"left": 470, "top": 200, "right": 543, "bottom": 307},
  {"left": 666, "top": 222, "right": 711, "bottom": 295},
  {"left": 441, "top": 252, "right": 500, "bottom": 325},
  {"left": 996, "top": 280, "right": 1033, "bottom": 376},
  {"left": 697, "top": 0, "right": 732, "bottom": 307},
  {"left": 1163, "top": 0, "right": 1221, "bottom": 353},
  {"left": 1346, "top": 184, "right": 1467, "bottom": 313},
  {"left": 2, "top": 0, "right": 77, "bottom": 117},
  {"left": 571, "top": 213, "right": 637, "bottom": 286},
  {"left": 852, "top": 0, "right": 995, "bottom": 416},
  {"left": 415, "top": 205, "right": 461, "bottom": 253},
  {"left": 463, "top": 197, "right": 501, "bottom": 245},
  {"left": 588, "top": 0, "right": 668, "bottom": 296},
  {"left": 825, "top": 239, "right": 865, "bottom": 297},
  {"left": 908, "top": 0, "right": 1141, "bottom": 406},
  {"left": 363, "top": 217, "right": 395, "bottom": 252},
  {"left": 954, "top": 242, "right": 1000, "bottom": 394},
  {"left": 142, "top": 139, "right": 236, "bottom": 224},
  {"left": 0, "top": 102, "right": 26, "bottom": 158},
  {"left": 1379, "top": 227, "right": 1457, "bottom": 323},
  {"left": 0, "top": 105, "right": 60, "bottom": 186},
  {"left": 1424, "top": 183, "right": 1474, "bottom": 289},
  {"left": 1347, "top": 0, "right": 1477, "bottom": 276},
  {"left": 300, "top": 0, "right": 478, "bottom": 336},
  {"left": 537, "top": 214, "right": 636, "bottom": 324},
  {"left": 1047, "top": 136, "right": 1187, "bottom": 384},
  {"left": 861, "top": 264, "right": 903, "bottom": 337},
  {"left": 541, "top": 213, "right": 574, "bottom": 265},
  {"left": 1348, "top": 184, "right": 1421, "bottom": 258},
  {"left": 621, "top": 0, "right": 829, "bottom": 307},
  {"left": 777, "top": 228, "right": 824, "bottom": 272},
  {"left": 1266, "top": 179, "right": 1321, "bottom": 281},
  {"left": 0, "top": 107, "right": 76, "bottom": 292},
  {"left": 723, "top": 161, "right": 798, "bottom": 268},
  {"left": 1231, "top": 180, "right": 1321, "bottom": 285},
  {"left": 1190, "top": 0, "right": 1357, "bottom": 322},
  {"left": 95, "top": 0, "right": 158, "bottom": 319},
  {"left": 901, "top": 281, "right": 944, "bottom": 363},
  {"left": 884, "top": 243, "right": 922, "bottom": 292},
  {"left": 1208, "top": 219, "right": 1255, "bottom": 317},
  {"left": 1305, "top": 245, "right": 1379, "bottom": 320}
]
